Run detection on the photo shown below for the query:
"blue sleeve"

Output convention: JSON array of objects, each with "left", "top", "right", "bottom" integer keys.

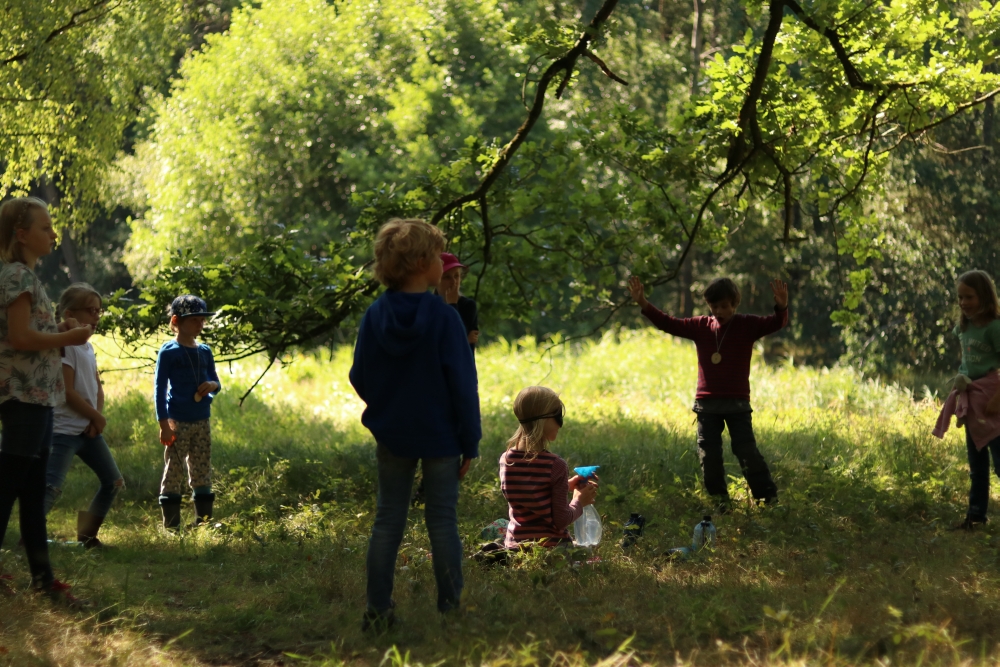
[
  {"left": 204, "top": 346, "right": 221, "bottom": 394},
  {"left": 154, "top": 347, "right": 170, "bottom": 421},
  {"left": 440, "top": 309, "right": 481, "bottom": 458},
  {"left": 349, "top": 315, "right": 367, "bottom": 402}
]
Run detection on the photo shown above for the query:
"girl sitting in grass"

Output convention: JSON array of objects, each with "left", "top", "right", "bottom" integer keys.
[{"left": 499, "top": 386, "right": 597, "bottom": 548}]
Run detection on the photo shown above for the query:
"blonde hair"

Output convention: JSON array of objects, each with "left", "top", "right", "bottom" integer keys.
[
  {"left": 958, "top": 270, "right": 1000, "bottom": 331},
  {"left": 58, "top": 283, "right": 102, "bottom": 320},
  {"left": 0, "top": 197, "right": 48, "bottom": 264},
  {"left": 373, "top": 218, "right": 445, "bottom": 289},
  {"left": 505, "top": 386, "right": 564, "bottom": 458}
]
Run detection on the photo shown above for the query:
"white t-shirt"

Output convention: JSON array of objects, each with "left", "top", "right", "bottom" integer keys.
[{"left": 53, "top": 342, "right": 100, "bottom": 436}]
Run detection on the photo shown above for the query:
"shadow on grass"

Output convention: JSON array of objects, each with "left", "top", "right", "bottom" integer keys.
[{"left": 4, "top": 397, "right": 996, "bottom": 665}]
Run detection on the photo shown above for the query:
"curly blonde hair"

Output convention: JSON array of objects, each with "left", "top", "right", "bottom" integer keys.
[
  {"left": 0, "top": 197, "right": 49, "bottom": 264},
  {"left": 505, "top": 386, "right": 564, "bottom": 458},
  {"left": 373, "top": 219, "right": 445, "bottom": 289}
]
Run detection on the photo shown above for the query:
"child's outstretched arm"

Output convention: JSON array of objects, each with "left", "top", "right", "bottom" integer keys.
[
  {"left": 628, "top": 275, "right": 700, "bottom": 339},
  {"left": 771, "top": 279, "right": 788, "bottom": 310}
]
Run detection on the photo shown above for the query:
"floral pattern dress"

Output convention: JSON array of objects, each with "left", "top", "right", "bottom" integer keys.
[{"left": 0, "top": 263, "right": 64, "bottom": 407}]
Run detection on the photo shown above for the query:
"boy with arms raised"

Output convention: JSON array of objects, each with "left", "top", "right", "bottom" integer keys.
[
  {"left": 350, "top": 219, "right": 481, "bottom": 631},
  {"left": 628, "top": 276, "right": 788, "bottom": 511}
]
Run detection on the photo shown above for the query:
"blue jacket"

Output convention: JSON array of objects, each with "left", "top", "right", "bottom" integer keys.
[
  {"left": 349, "top": 290, "right": 481, "bottom": 458},
  {"left": 154, "top": 341, "right": 220, "bottom": 422}
]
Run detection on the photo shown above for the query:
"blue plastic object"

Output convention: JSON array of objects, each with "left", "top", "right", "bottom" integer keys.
[{"left": 574, "top": 465, "right": 600, "bottom": 478}]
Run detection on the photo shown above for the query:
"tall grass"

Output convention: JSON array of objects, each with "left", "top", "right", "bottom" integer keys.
[{"left": 0, "top": 330, "right": 992, "bottom": 666}]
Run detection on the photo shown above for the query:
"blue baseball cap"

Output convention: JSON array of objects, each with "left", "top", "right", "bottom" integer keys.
[{"left": 168, "top": 295, "right": 215, "bottom": 318}]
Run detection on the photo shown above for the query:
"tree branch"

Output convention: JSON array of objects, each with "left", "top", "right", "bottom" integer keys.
[
  {"left": 1, "top": 1, "right": 115, "bottom": 66},
  {"left": 429, "top": 0, "right": 623, "bottom": 226}
]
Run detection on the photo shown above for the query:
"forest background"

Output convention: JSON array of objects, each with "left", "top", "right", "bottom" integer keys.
[{"left": 5, "top": 0, "right": 1000, "bottom": 379}]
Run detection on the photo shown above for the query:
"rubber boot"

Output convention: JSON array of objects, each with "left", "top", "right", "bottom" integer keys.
[
  {"left": 159, "top": 496, "right": 182, "bottom": 531},
  {"left": 193, "top": 493, "right": 215, "bottom": 526},
  {"left": 76, "top": 510, "right": 105, "bottom": 549}
]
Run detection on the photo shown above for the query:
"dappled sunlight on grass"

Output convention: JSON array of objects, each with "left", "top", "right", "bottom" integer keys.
[{"left": 0, "top": 330, "right": 988, "bottom": 666}]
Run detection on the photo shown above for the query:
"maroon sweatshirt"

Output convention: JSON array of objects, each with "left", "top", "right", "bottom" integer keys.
[{"left": 641, "top": 303, "right": 789, "bottom": 400}]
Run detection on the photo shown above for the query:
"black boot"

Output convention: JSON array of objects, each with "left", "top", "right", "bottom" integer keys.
[
  {"left": 193, "top": 493, "right": 215, "bottom": 526},
  {"left": 159, "top": 496, "right": 182, "bottom": 530}
]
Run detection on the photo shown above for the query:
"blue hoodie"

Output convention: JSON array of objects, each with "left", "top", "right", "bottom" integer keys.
[{"left": 349, "top": 290, "right": 481, "bottom": 458}]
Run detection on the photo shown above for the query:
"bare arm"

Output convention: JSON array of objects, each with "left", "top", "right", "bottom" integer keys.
[{"left": 8, "top": 293, "right": 91, "bottom": 351}]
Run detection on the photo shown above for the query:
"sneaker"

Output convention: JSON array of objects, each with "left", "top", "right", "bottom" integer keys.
[
  {"left": 41, "top": 579, "right": 89, "bottom": 608},
  {"left": 0, "top": 573, "right": 15, "bottom": 596},
  {"left": 361, "top": 608, "right": 396, "bottom": 633},
  {"left": 953, "top": 515, "right": 988, "bottom": 531}
]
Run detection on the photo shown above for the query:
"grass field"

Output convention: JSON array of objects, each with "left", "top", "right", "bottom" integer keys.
[{"left": 0, "top": 329, "right": 996, "bottom": 666}]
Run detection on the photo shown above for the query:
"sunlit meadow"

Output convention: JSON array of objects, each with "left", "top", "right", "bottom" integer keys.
[{"left": 0, "top": 329, "right": 995, "bottom": 666}]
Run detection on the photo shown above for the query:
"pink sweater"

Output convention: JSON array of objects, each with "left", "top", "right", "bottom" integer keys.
[{"left": 933, "top": 372, "right": 1000, "bottom": 450}]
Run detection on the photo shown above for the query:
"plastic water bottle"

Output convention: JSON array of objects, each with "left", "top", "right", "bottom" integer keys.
[
  {"left": 574, "top": 505, "right": 603, "bottom": 546},
  {"left": 621, "top": 512, "right": 646, "bottom": 549},
  {"left": 692, "top": 515, "right": 716, "bottom": 550}
]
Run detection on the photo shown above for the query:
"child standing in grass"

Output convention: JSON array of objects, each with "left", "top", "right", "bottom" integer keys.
[
  {"left": 437, "top": 252, "right": 480, "bottom": 352},
  {"left": 44, "top": 283, "right": 123, "bottom": 548},
  {"left": 500, "top": 386, "right": 597, "bottom": 548},
  {"left": 932, "top": 270, "right": 1000, "bottom": 530},
  {"left": 350, "top": 218, "right": 481, "bottom": 632},
  {"left": 155, "top": 295, "right": 221, "bottom": 530},
  {"left": 629, "top": 276, "right": 788, "bottom": 511},
  {"left": 0, "top": 197, "right": 92, "bottom": 604}
]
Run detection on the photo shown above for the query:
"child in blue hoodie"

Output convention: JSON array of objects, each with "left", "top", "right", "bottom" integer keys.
[{"left": 350, "top": 218, "right": 481, "bottom": 631}]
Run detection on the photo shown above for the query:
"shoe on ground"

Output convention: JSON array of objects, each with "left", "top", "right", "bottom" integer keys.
[
  {"left": 714, "top": 497, "right": 733, "bottom": 515},
  {"left": 0, "top": 573, "right": 15, "bottom": 596},
  {"left": 953, "top": 515, "right": 988, "bottom": 531},
  {"left": 361, "top": 608, "right": 396, "bottom": 633},
  {"left": 40, "top": 579, "right": 89, "bottom": 608}
]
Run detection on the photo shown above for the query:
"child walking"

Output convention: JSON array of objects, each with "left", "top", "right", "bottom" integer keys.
[
  {"left": 932, "top": 270, "right": 1000, "bottom": 529},
  {"left": 350, "top": 218, "right": 481, "bottom": 631},
  {"left": 500, "top": 386, "right": 597, "bottom": 548},
  {"left": 629, "top": 276, "right": 788, "bottom": 510},
  {"left": 154, "top": 295, "right": 221, "bottom": 529},
  {"left": 0, "top": 197, "right": 93, "bottom": 603},
  {"left": 44, "top": 283, "right": 124, "bottom": 548}
]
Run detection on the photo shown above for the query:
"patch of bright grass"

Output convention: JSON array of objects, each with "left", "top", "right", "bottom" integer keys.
[{"left": 0, "top": 330, "right": 994, "bottom": 666}]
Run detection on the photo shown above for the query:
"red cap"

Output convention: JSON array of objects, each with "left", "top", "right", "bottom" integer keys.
[{"left": 441, "top": 252, "right": 466, "bottom": 274}]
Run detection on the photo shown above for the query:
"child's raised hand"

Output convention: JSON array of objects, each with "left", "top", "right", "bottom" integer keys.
[
  {"left": 628, "top": 276, "right": 649, "bottom": 309},
  {"left": 770, "top": 279, "right": 789, "bottom": 309}
]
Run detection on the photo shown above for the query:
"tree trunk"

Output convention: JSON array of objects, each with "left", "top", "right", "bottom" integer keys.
[{"left": 678, "top": 0, "right": 704, "bottom": 317}]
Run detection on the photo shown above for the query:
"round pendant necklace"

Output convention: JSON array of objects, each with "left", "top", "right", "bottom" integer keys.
[
  {"left": 183, "top": 345, "right": 203, "bottom": 402},
  {"left": 712, "top": 319, "right": 732, "bottom": 365}
]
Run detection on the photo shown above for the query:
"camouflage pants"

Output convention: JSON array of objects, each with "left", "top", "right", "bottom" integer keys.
[{"left": 159, "top": 419, "right": 212, "bottom": 496}]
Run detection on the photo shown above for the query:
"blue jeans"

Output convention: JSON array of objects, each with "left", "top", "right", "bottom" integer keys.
[
  {"left": 44, "top": 432, "right": 123, "bottom": 517},
  {"left": 366, "top": 444, "right": 463, "bottom": 614},
  {"left": 966, "top": 429, "right": 1000, "bottom": 520}
]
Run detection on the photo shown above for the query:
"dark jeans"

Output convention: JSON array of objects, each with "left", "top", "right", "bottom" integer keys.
[
  {"left": 0, "top": 401, "right": 54, "bottom": 588},
  {"left": 44, "top": 432, "right": 123, "bottom": 517},
  {"left": 966, "top": 429, "right": 1000, "bottom": 520},
  {"left": 366, "top": 444, "right": 463, "bottom": 614},
  {"left": 696, "top": 411, "right": 777, "bottom": 500}
]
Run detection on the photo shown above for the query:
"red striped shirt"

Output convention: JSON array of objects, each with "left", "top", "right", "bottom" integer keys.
[
  {"left": 499, "top": 449, "right": 582, "bottom": 548},
  {"left": 641, "top": 304, "right": 789, "bottom": 400}
]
